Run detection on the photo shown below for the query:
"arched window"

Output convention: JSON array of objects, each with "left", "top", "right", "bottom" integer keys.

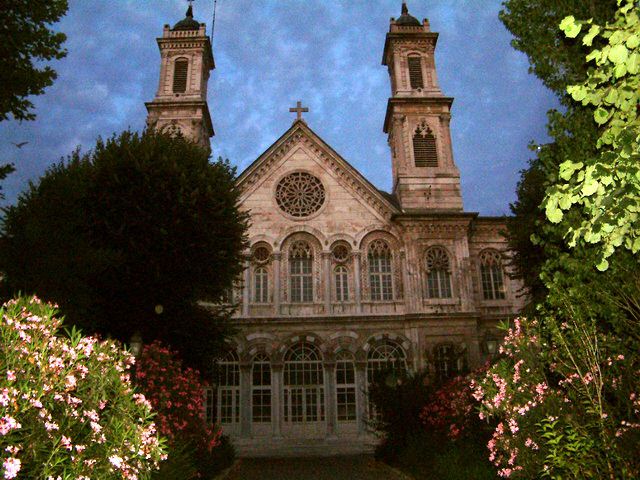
[
  {"left": 216, "top": 351, "right": 240, "bottom": 426},
  {"left": 413, "top": 123, "right": 437, "bottom": 167},
  {"left": 334, "top": 265, "right": 349, "bottom": 302},
  {"left": 480, "top": 250, "right": 506, "bottom": 300},
  {"left": 366, "top": 340, "right": 407, "bottom": 418},
  {"left": 289, "top": 241, "right": 313, "bottom": 303},
  {"left": 434, "top": 344, "right": 458, "bottom": 382},
  {"left": 335, "top": 351, "right": 356, "bottom": 422},
  {"left": 366, "top": 340, "right": 407, "bottom": 384},
  {"left": 425, "top": 247, "right": 452, "bottom": 298},
  {"left": 173, "top": 58, "right": 188, "bottom": 93},
  {"left": 368, "top": 240, "right": 393, "bottom": 301},
  {"left": 283, "top": 343, "right": 324, "bottom": 423},
  {"left": 251, "top": 354, "right": 271, "bottom": 423},
  {"left": 408, "top": 55, "right": 424, "bottom": 89},
  {"left": 253, "top": 267, "right": 268, "bottom": 303}
]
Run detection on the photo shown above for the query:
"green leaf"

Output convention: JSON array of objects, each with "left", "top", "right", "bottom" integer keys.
[
  {"left": 546, "top": 202, "right": 564, "bottom": 223},
  {"left": 609, "top": 30, "right": 625, "bottom": 45},
  {"left": 560, "top": 16, "right": 582, "bottom": 38},
  {"left": 609, "top": 44, "right": 629, "bottom": 64},
  {"left": 582, "top": 179, "right": 599, "bottom": 196},
  {"left": 559, "top": 160, "right": 583, "bottom": 180},
  {"left": 627, "top": 53, "right": 640, "bottom": 74},
  {"left": 594, "top": 107, "right": 611, "bottom": 125},
  {"left": 596, "top": 258, "right": 609, "bottom": 271},
  {"left": 583, "top": 25, "right": 601, "bottom": 46},
  {"left": 627, "top": 34, "right": 640, "bottom": 49},
  {"left": 567, "top": 85, "right": 587, "bottom": 102},
  {"left": 614, "top": 62, "right": 628, "bottom": 78}
]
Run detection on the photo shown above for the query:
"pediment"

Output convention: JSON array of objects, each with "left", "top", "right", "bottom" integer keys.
[{"left": 237, "top": 120, "right": 400, "bottom": 221}]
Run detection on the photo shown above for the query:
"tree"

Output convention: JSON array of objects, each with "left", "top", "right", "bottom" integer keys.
[
  {"left": 500, "top": 0, "right": 619, "bottom": 306},
  {"left": 0, "top": 130, "right": 249, "bottom": 370},
  {"left": 545, "top": 1, "right": 640, "bottom": 270},
  {"left": 0, "top": 0, "right": 68, "bottom": 122}
]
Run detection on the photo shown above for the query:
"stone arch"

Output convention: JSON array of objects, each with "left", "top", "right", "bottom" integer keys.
[
  {"left": 327, "top": 233, "right": 357, "bottom": 249},
  {"left": 362, "top": 332, "right": 412, "bottom": 358},
  {"left": 274, "top": 332, "right": 327, "bottom": 364},
  {"left": 249, "top": 235, "right": 277, "bottom": 250},
  {"left": 279, "top": 225, "right": 327, "bottom": 250},
  {"left": 327, "top": 331, "right": 360, "bottom": 357}
]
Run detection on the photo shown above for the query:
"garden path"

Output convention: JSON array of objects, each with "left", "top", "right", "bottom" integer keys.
[{"left": 222, "top": 454, "right": 408, "bottom": 480}]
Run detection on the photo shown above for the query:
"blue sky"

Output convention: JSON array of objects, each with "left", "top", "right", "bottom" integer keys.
[{"left": 0, "top": 0, "right": 559, "bottom": 215}]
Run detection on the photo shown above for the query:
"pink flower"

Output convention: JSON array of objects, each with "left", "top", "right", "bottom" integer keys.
[
  {"left": 0, "top": 417, "right": 21, "bottom": 436},
  {"left": 5, "top": 372, "right": 15, "bottom": 382},
  {"left": 2, "top": 457, "right": 20, "bottom": 479}
]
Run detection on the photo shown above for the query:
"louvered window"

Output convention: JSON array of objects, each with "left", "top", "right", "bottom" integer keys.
[
  {"left": 408, "top": 56, "right": 424, "bottom": 89},
  {"left": 413, "top": 125, "right": 438, "bottom": 167},
  {"left": 173, "top": 59, "right": 188, "bottom": 93}
]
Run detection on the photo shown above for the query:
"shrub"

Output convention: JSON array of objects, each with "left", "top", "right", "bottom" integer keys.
[
  {"left": 475, "top": 317, "right": 640, "bottom": 479},
  {"left": 367, "top": 368, "right": 432, "bottom": 462},
  {"left": 421, "top": 368, "right": 490, "bottom": 440},
  {"left": 0, "top": 296, "right": 165, "bottom": 479},
  {"left": 135, "top": 341, "right": 233, "bottom": 478}
]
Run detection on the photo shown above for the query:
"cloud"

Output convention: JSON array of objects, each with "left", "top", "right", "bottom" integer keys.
[{"left": 0, "top": 0, "right": 558, "bottom": 216}]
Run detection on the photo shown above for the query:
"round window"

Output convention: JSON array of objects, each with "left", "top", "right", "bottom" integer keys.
[{"left": 275, "top": 172, "right": 326, "bottom": 218}]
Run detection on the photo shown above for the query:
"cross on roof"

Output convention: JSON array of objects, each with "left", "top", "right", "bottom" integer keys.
[{"left": 289, "top": 101, "right": 309, "bottom": 121}]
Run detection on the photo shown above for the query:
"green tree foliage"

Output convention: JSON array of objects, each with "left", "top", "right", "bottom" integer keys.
[
  {"left": 0, "top": 0, "right": 68, "bottom": 121},
  {"left": 0, "top": 130, "right": 249, "bottom": 370},
  {"left": 500, "top": 0, "right": 619, "bottom": 97},
  {"left": 545, "top": 1, "right": 640, "bottom": 270},
  {"left": 500, "top": 0, "right": 619, "bottom": 307}
]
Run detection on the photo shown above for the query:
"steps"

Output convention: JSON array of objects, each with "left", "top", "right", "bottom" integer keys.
[{"left": 233, "top": 435, "right": 378, "bottom": 457}]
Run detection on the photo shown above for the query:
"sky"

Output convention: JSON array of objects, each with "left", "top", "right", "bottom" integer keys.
[{"left": 0, "top": 0, "right": 560, "bottom": 215}]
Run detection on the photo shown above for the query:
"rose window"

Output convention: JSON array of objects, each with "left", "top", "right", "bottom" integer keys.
[{"left": 275, "top": 172, "right": 326, "bottom": 218}]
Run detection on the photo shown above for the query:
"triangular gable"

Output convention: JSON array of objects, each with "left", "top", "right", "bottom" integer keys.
[{"left": 237, "top": 120, "right": 400, "bottom": 219}]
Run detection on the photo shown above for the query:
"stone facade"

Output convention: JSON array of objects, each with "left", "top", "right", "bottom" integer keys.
[{"left": 147, "top": 4, "right": 524, "bottom": 457}]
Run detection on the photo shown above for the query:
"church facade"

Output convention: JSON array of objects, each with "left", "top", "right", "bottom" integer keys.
[{"left": 146, "top": 3, "right": 524, "bottom": 456}]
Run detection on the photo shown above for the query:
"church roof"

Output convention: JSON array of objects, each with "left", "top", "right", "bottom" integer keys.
[
  {"left": 172, "top": 5, "right": 200, "bottom": 31},
  {"left": 237, "top": 119, "right": 401, "bottom": 217},
  {"left": 396, "top": 2, "right": 421, "bottom": 26}
]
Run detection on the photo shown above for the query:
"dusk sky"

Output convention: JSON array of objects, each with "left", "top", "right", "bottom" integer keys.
[{"left": 0, "top": 0, "right": 559, "bottom": 215}]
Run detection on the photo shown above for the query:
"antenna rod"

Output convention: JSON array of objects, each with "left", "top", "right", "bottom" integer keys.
[{"left": 211, "top": 0, "right": 218, "bottom": 41}]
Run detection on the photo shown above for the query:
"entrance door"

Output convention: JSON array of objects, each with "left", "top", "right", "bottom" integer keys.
[{"left": 282, "top": 342, "right": 326, "bottom": 438}]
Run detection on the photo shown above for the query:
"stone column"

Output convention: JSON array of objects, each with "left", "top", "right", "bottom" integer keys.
[
  {"left": 322, "top": 251, "right": 331, "bottom": 314},
  {"left": 271, "top": 363, "right": 283, "bottom": 438},
  {"left": 353, "top": 252, "right": 362, "bottom": 313},
  {"left": 242, "top": 260, "right": 250, "bottom": 317},
  {"left": 355, "top": 361, "right": 367, "bottom": 435},
  {"left": 273, "top": 253, "right": 281, "bottom": 315},
  {"left": 324, "top": 361, "right": 336, "bottom": 438},
  {"left": 400, "top": 250, "right": 410, "bottom": 309},
  {"left": 239, "top": 363, "right": 252, "bottom": 438}
]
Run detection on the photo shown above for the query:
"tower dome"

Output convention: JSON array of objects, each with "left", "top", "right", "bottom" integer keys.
[
  {"left": 172, "top": 5, "right": 200, "bottom": 31},
  {"left": 396, "top": 2, "right": 421, "bottom": 26}
]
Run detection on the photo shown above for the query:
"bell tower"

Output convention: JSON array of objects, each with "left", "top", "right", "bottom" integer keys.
[
  {"left": 382, "top": 2, "right": 463, "bottom": 211},
  {"left": 145, "top": 4, "right": 215, "bottom": 150}
]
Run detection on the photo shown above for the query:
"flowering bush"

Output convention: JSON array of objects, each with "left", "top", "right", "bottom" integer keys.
[
  {"left": 0, "top": 296, "right": 165, "bottom": 479},
  {"left": 421, "top": 368, "right": 488, "bottom": 440},
  {"left": 474, "top": 317, "right": 640, "bottom": 479},
  {"left": 134, "top": 341, "right": 227, "bottom": 478}
]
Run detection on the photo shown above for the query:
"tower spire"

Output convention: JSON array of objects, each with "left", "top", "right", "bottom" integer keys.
[
  {"left": 402, "top": 1, "right": 409, "bottom": 15},
  {"left": 186, "top": 1, "right": 194, "bottom": 18}
]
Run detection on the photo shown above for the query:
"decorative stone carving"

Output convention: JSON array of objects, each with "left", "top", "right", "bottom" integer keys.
[{"left": 275, "top": 172, "right": 326, "bottom": 218}]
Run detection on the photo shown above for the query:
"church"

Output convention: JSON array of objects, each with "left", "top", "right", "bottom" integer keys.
[{"left": 145, "top": 2, "right": 525, "bottom": 456}]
